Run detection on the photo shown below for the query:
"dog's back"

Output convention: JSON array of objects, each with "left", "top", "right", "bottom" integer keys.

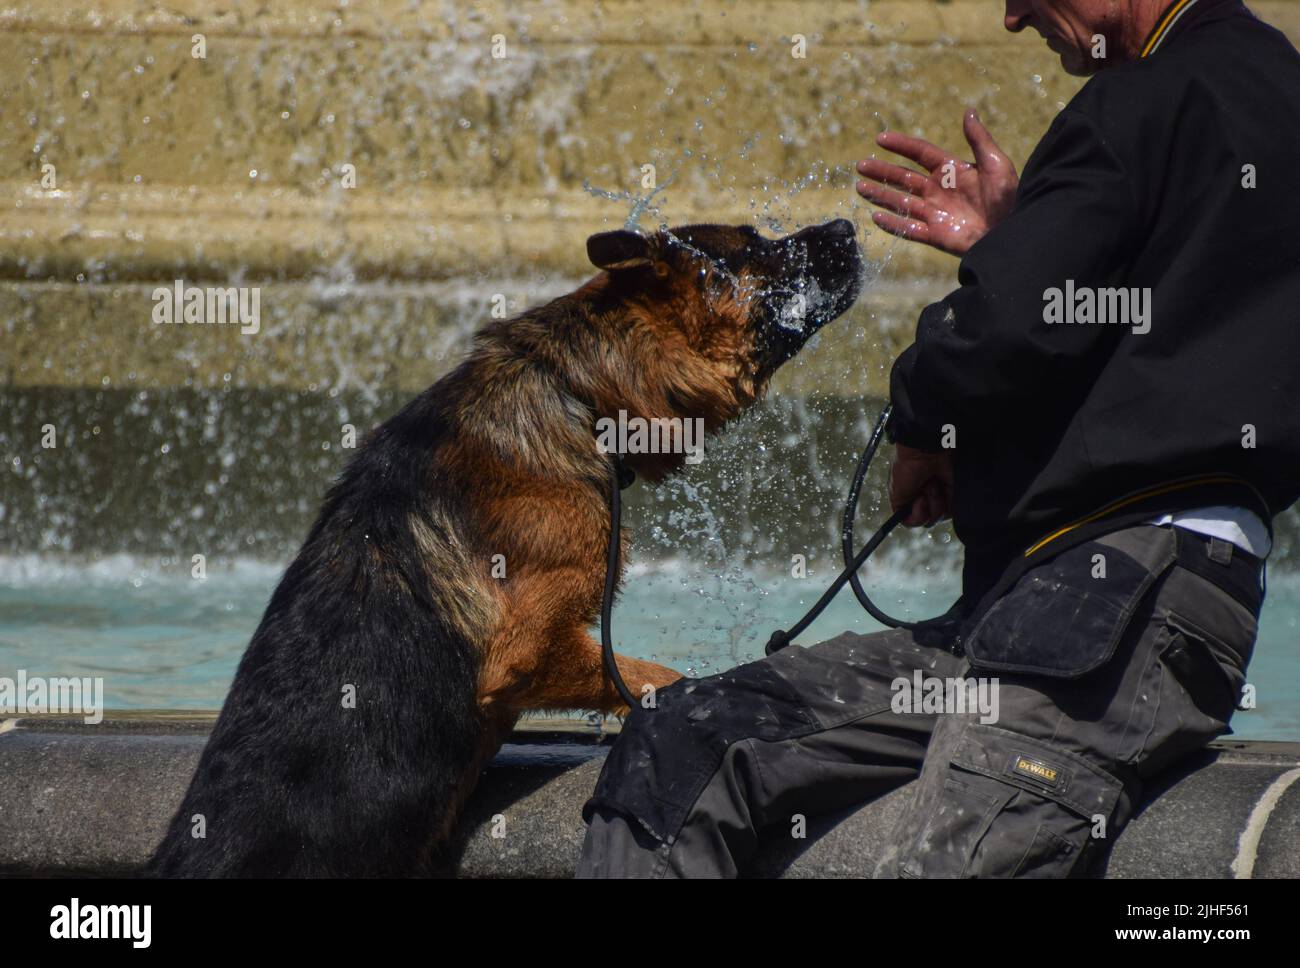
[{"left": 147, "top": 388, "right": 492, "bottom": 877}]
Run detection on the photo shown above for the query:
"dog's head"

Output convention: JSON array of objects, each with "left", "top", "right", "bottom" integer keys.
[
  {"left": 588, "top": 220, "right": 862, "bottom": 374},
  {"left": 576, "top": 219, "right": 862, "bottom": 478},
  {"left": 586, "top": 218, "right": 862, "bottom": 412}
]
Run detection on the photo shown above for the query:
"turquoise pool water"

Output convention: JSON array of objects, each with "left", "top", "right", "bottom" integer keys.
[
  {"left": 1, "top": 552, "right": 1295, "bottom": 740},
  {"left": 3, "top": 387, "right": 1296, "bottom": 738}
]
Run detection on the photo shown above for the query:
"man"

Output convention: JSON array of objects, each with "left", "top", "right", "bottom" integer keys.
[{"left": 577, "top": 0, "right": 1300, "bottom": 877}]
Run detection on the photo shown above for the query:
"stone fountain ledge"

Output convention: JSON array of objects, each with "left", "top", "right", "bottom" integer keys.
[
  {"left": 1, "top": 713, "right": 1297, "bottom": 878},
  {"left": 0, "top": 275, "right": 944, "bottom": 394},
  {"left": 6, "top": 0, "right": 1300, "bottom": 396}
]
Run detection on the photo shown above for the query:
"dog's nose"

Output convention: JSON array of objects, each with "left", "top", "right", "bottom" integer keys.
[
  {"left": 824, "top": 218, "right": 855, "bottom": 239},
  {"left": 788, "top": 218, "right": 857, "bottom": 244}
]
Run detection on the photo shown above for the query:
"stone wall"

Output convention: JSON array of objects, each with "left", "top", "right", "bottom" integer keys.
[{"left": 7, "top": 1, "right": 1298, "bottom": 394}]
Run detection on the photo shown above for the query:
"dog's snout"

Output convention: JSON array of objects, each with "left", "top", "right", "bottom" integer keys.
[
  {"left": 824, "top": 218, "right": 855, "bottom": 239},
  {"left": 783, "top": 219, "right": 860, "bottom": 262},
  {"left": 789, "top": 218, "right": 855, "bottom": 242}
]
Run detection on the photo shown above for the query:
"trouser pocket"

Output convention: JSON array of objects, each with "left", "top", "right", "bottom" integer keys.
[
  {"left": 897, "top": 724, "right": 1124, "bottom": 878},
  {"left": 963, "top": 529, "right": 1176, "bottom": 678},
  {"left": 1162, "top": 610, "right": 1247, "bottom": 722},
  {"left": 1135, "top": 606, "right": 1254, "bottom": 777}
]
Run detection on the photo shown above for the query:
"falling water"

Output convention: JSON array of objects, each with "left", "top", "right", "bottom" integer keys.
[{"left": 1, "top": 2, "right": 1296, "bottom": 738}]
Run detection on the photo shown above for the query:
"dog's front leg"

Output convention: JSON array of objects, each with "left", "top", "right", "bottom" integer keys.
[
  {"left": 532, "top": 628, "right": 683, "bottom": 717},
  {"left": 479, "top": 564, "right": 685, "bottom": 717}
]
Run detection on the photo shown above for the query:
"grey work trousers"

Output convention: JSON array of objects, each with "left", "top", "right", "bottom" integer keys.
[{"left": 576, "top": 524, "right": 1264, "bottom": 878}]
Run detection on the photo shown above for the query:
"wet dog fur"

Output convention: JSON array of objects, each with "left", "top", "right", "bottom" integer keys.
[{"left": 146, "top": 218, "right": 862, "bottom": 877}]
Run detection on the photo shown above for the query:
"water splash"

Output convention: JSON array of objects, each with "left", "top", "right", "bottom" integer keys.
[{"left": 582, "top": 169, "right": 680, "bottom": 231}]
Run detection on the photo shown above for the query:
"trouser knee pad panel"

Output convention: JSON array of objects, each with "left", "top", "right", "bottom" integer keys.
[{"left": 581, "top": 660, "right": 816, "bottom": 845}]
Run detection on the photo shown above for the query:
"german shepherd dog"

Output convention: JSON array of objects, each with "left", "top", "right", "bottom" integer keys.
[{"left": 147, "top": 218, "right": 863, "bottom": 877}]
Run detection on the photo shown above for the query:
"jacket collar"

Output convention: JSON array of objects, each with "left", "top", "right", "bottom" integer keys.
[{"left": 1139, "top": 0, "right": 1246, "bottom": 58}]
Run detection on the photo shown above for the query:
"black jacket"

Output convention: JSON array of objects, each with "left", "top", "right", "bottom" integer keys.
[{"left": 888, "top": 0, "right": 1300, "bottom": 601}]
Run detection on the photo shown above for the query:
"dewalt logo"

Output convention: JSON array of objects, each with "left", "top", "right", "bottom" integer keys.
[{"left": 1012, "top": 756, "right": 1060, "bottom": 786}]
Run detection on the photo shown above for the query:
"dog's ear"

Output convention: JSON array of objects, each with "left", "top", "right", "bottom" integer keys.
[{"left": 587, "top": 230, "right": 653, "bottom": 271}]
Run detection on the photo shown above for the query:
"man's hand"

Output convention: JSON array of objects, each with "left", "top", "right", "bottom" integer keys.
[
  {"left": 855, "top": 109, "right": 1019, "bottom": 257},
  {"left": 889, "top": 445, "right": 954, "bottom": 528}
]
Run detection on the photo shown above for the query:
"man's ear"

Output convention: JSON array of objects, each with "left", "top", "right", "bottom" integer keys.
[{"left": 587, "top": 229, "right": 653, "bottom": 270}]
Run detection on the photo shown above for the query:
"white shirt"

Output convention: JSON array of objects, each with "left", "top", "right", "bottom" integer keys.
[{"left": 1147, "top": 505, "right": 1271, "bottom": 558}]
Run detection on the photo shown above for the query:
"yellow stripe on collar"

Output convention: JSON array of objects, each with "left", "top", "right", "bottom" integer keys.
[
  {"left": 1141, "top": 0, "right": 1201, "bottom": 57},
  {"left": 1022, "top": 474, "right": 1249, "bottom": 558}
]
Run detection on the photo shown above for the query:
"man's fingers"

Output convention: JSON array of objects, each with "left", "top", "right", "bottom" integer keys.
[
  {"left": 875, "top": 130, "right": 952, "bottom": 174},
  {"left": 962, "top": 108, "right": 1006, "bottom": 169},
  {"left": 903, "top": 491, "right": 953, "bottom": 528},
  {"left": 890, "top": 446, "right": 956, "bottom": 528},
  {"left": 856, "top": 181, "right": 933, "bottom": 220},
  {"left": 855, "top": 157, "right": 930, "bottom": 194},
  {"left": 870, "top": 210, "right": 933, "bottom": 245},
  {"left": 922, "top": 479, "right": 951, "bottom": 527},
  {"left": 905, "top": 493, "right": 932, "bottom": 528}
]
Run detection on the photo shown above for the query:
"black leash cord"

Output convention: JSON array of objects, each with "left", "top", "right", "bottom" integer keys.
[
  {"left": 600, "top": 402, "right": 929, "bottom": 706},
  {"left": 764, "top": 501, "right": 910, "bottom": 655},
  {"left": 840, "top": 403, "right": 925, "bottom": 632},
  {"left": 601, "top": 457, "right": 640, "bottom": 709}
]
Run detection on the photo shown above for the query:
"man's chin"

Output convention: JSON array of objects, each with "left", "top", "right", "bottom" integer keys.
[
  {"left": 1044, "top": 35, "right": 1102, "bottom": 76},
  {"left": 1057, "top": 49, "right": 1101, "bottom": 77}
]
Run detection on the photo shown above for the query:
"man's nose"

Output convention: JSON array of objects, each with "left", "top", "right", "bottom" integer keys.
[{"left": 1004, "top": 0, "right": 1032, "bottom": 33}]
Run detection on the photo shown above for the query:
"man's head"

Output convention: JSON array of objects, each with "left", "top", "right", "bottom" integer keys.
[{"left": 1005, "top": 0, "right": 1168, "bottom": 76}]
